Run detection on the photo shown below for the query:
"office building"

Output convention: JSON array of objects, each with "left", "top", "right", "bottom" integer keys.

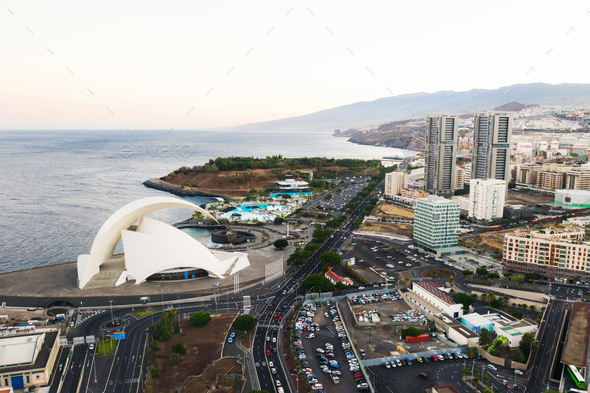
[
  {"left": 425, "top": 114, "right": 458, "bottom": 196},
  {"left": 472, "top": 112, "right": 513, "bottom": 182},
  {"left": 503, "top": 227, "right": 590, "bottom": 280},
  {"left": 414, "top": 195, "right": 462, "bottom": 256},
  {"left": 384, "top": 172, "right": 409, "bottom": 197},
  {"left": 468, "top": 179, "right": 507, "bottom": 221}
]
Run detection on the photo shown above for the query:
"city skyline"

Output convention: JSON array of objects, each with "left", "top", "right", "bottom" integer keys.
[{"left": 2, "top": 1, "right": 589, "bottom": 129}]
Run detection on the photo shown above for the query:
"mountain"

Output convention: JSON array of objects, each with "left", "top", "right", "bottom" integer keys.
[{"left": 237, "top": 83, "right": 590, "bottom": 131}]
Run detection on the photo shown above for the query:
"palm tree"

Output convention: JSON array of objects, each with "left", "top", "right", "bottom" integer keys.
[
  {"left": 462, "top": 368, "right": 470, "bottom": 376},
  {"left": 449, "top": 278, "right": 455, "bottom": 288},
  {"left": 404, "top": 277, "right": 411, "bottom": 288}
]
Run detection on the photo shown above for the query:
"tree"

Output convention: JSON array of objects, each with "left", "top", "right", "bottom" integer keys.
[
  {"left": 512, "top": 347, "right": 526, "bottom": 363},
  {"left": 529, "top": 305, "right": 536, "bottom": 311},
  {"left": 401, "top": 326, "right": 422, "bottom": 338},
  {"left": 473, "top": 377, "right": 480, "bottom": 385},
  {"left": 233, "top": 314, "right": 258, "bottom": 331},
  {"left": 171, "top": 342, "right": 187, "bottom": 355},
  {"left": 503, "top": 272, "right": 512, "bottom": 278},
  {"left": 483, "top": 375, "right": 490, "bottom": 384},
  {"left": 273, "top": 239, "right": 289, "bottom": 249},
  {"left": 448, "top": 277, "right": 455, "bottom": 288},
  {"left": 404, "top": 277, "right": 411, "bottom": 288},
  {"left": 462, "top": 368, "right": 470, "bottom": 376},
  {"left": 453, "top": 293, "right": 475, "bottom": 311},
  {"left": 511, "top": 310, "right": 523, "bottom": 319},
  {"left": 486, "top": 293, "right": 496, "bottom": 304},
  {"left": 190, "top": 312, "right": 211, "bottom": 327},
  {"left": 320, "top": 251, "right": 342, "bottom": 266},
  {"left": 301, "top": 274, "right": 334, "bottom": 292},
  {"left": 150, "top": 366, "right": 161, "bottom": 377},
  {"left": 483, "top": 388, "right": 492, "bottom": 393},
  {"left": 304, "top": 243, "right": 320, "bottom": 252},
  {"left": 519, "top": 332, "right": 537, "bottom": 359},
  {"left": 512, "top": 276, "right": 525, "bottom": 287},
  {"left": 470, "top": 346, "right": 479, "bottom": 357},
  {"left": 476, "top": 267, "right": 489, "bottom": 276},
  {"left": 462, "top": 269, "right": 474, "bottom": 277},
  {"left": 274, "top": 217, "right": 285, "bottom": 225},
  {"left": 478, "top": 328, "right": 493, "bottom": 348},
  {"left": 487, "top": 272, "right": 500, "bottom": 279},
  {"left": 335, "top": 282, "right": 347, "bottom": 290}
]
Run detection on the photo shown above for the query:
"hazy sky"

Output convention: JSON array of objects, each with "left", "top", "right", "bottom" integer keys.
[{"left": 2, "top": 1, "right": 589, "bottom": 130}]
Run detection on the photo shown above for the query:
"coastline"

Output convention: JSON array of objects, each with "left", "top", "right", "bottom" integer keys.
[{"left": 143, "top": 179, "right": 230, "bottom": 200}]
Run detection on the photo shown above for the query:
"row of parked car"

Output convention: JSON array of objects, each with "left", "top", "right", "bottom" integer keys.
[
  {"left": 294, "top": 303, "right": 326, "bottom": 393},
  {"left": 383, "top": 351, "right": 469, "bottom": 369},
  {"left": 348, "top": 292, "right": 400, "bottom": 305},
  {"left": 328, "top": 305, "right": 369, "bottom": 392}
]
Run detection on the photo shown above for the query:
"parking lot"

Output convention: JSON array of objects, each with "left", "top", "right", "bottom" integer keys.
[
  {"left": 367, "top": 355, "right": 516, "bottom": 393},
  {"left": 298, "top": 303, "right": 364, "bottom": 393},
  {"left": 312, "top": 180, "right": 369, "bottom": 212},
  {"left": 344, "top": 239, "right": 427, "bottom": 282}
]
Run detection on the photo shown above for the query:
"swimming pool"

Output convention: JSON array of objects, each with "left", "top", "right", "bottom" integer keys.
[
  {"left": 219, "top": 203, "right": 288, "bottom": 221},
  {"left": 269, "top": 192, "right": 312, "bottom": 198}
]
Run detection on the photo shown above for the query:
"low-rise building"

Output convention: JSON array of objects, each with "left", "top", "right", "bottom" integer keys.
[
  {"left": 0, "top": 330, "right": 60, "bottom": 390},
  {"left": 555, "top": 189, "right": 590, "bottom": 209},
  {"left": 274, "top": 175, "right": 309, "bottom": 192},
  {"left": 324, "top": 267, "right": 354, "bottom": 286},
  {"left": 412, "top": 280, "right": 463, "bottom": 318},
  {"left": 503, "top": 205, "right": 535, "bottom": 220},
  {"left": 503, "top": 226, "right": 590, "bottom": 280}
]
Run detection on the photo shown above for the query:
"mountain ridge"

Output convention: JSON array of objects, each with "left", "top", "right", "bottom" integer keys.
[{"left": 236, "top": 82, "right": 590, "bottom": 132}]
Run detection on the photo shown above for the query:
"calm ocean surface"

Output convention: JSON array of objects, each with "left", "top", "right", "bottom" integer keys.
[{"left": 0, "top": 130, "right": 415, "bottom": 273}]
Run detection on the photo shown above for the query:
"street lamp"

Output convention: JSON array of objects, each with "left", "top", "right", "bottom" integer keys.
[{"left": 291, "top": 373, "right": 299, "bottom": 393}]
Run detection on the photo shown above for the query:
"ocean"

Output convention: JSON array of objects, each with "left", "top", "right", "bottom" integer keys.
[{"left": 0, "top": 129, "right": 415, "bottom": 273}]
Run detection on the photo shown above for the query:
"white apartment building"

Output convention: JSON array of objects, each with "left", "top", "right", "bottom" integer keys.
[
  {"left": 384, "top": 172, "right": 409, "bottom": 197},
  {"left": 503, "top": 227, "right": 590, "bottom": 280},
  {"left": 468, "top": 179, "right": 507, "bottom": 221},
  {"left": 412, "top": 280, "right": 463, "bottom": 318}
]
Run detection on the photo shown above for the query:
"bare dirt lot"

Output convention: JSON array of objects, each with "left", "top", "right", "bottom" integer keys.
[
  {"left": 421, "top": 269, "right": 457, "bottom": 280},
  {"left": 360, "top": 221, "right": 413, "bottom": 237},
  {"left": 148, "top": 314, "right": 236, "bottom": 393},
  {"left": 373, "top": 203, "right": 414, "bottom": 219},
  {"left": 507, "top": 191, "right": 554, "bottom": 206},
  {"left": 462, "top": 231, "right": 509, "bottom": 254}
]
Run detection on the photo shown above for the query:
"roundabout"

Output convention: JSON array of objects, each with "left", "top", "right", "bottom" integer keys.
[{"left": 421, "top": 268, "right": 457, "bottom": 280}]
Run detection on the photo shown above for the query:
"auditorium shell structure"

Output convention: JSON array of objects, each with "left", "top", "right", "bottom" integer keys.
[{"left": 77, "top": 197, "right": 250, "bottom": 289}]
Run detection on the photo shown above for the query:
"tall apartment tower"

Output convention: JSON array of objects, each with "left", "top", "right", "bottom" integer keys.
[
  {"left": 471, "top": 111, "right": 513, "bottom": 182},
  {"left": 425, "top": 114, "right": 458, "bottom": 197}
]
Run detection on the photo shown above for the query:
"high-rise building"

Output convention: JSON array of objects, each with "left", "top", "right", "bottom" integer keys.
[
  {"left": 468, "top": 179, "right": 507, "bottom": 221},
  {"left": 425, "top": 114, "right": 458, "bottom": 196},
  {"left": 472, "top": 112, "right": 513, "bottom": 182},
  {"left": 414, "top": 195, "right": 461, "bottom": 256},
  {"left": 384, "top": 172, "right": 409, "bottom": 197}
]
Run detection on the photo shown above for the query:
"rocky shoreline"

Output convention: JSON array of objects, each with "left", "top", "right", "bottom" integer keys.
[{"left": 143, "top": 179, "right": 230, "bottom": 200}]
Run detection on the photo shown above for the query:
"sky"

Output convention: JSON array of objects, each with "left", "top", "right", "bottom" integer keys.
[{"left": 2, "top": 0, "right": 590, "bottom": 130}]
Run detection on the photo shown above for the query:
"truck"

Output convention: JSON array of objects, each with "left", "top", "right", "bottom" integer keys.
[{"left": 330, "top": 374, "right": 340, "bottom": 384}]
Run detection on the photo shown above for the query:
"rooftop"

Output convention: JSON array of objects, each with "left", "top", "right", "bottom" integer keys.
[
  {"left": 413, "top": 280, "right": 456, "bottom": 306},
  {"left": 325, "top": 268, "right": 353, "bottom": 285},
  {"left": 561, "top": 302, "right": 590, "bottom": 368},
  {"left": 0, "top": 331, "right": 58, "bottom": 373},
  {"left": 0, "top": 334, "right": 43, "bottom": 367}
]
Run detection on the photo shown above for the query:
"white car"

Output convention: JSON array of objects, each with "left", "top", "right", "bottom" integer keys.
[
  {"left": 272, "top": 337, "right": 277, "bottom": 343},
  {"left": 269, "top": 361, "right": 274, "bottom": 367},
  {"left": 487, "top": 365, "right": 497, "bottom": 371},
  {"left": 514, "top": 369, "right": 523, "bottom": 375},
  {"left": 316, "top": 348, "right": 325, "bottom": 353}
]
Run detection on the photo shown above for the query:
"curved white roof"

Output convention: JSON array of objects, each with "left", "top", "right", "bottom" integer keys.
[{"left": 77, "top": 196, "right": 222, "bottom": 288}]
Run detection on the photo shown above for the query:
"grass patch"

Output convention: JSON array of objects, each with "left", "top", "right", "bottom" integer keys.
[
  {"left": 134, "top": 310, "right": 157, "bottom": 317},
  {"left": 96, "top": 339, "right": 118, "bottom": 356}
]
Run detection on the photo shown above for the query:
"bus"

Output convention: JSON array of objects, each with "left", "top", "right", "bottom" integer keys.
[{"left": 567, "top": 365, "right": 586, "bottom": 389}]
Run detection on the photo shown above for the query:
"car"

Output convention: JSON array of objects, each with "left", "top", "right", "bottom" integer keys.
[
  {"left": 406, "top": 358, "right": 412, "bottom": 365},
  {"left": 272, "top": 337, "right": 277, "bottom": 343},
  {"left": 278, "top": 316, "right": 282, "bottom": 321},
  {"left": 269, "top": 361, "right": 274, "bottom": 367},
  {"left": 420, "top": 373, "right": 428, "bottom": 380},
  {"left": 423, "top": 356, "right": 429, "bottom": 363},
  {"left": 487, "top": 365, "right": 497, "bottom": 371},
  {"left": 266, "top": 336, "right": 270, "bottom": 341},
  {"left": 70, "top": 321, "right": 75, "bottom": 327},
  {"left": 332, "top": 370, "right": 341, "bottom": 375},
  {"left": 89, "top": 343, "right": 94, "bottom": 350},
  {"left": 358, "top": 286, "right": 365, "bottom": 290},
  {"left": 273, "top": 314, "right": 277, "bottom": 319},
  {"left": 431, "top": 355, "right": 438, "bottom": 362},
  {"left": 266, "top": 350, "right": 271, "bottom": 356},
  {"left": 437, "top": 355, "right": 444, "bottom": 361},
  {"left": 316, "top": 348, "right": 325, "bottom": 353},
  {"left": 228, "top": 337, "right": 233, "bottom": 343},
  {"left": 395, "top": 359, "right": 402, "bottom": 367},
  {"left": 214, "top": 282, "right": 221, "bottom": 287},
  {"left": 326, "top": 343, "right": 334, "bottom": 349},
  {"left": 416, "top": 357, "right": 423, "bottom": 363},
  {"left": 385, "top": 362, "right": 391, "bottom": 369},
  {"left": 275, "top": 380, "right": 282, "bottom": 387},
  {"left": 230, "top": 332, "right": 235, "bottom": 338},
  {"left": 400, "top": 359, "right": 407, "bottom": 366},
  {"left": 515, "top": 370, "right": 523, "bottom": 375},
  {"left": 271, "top": 368, "right": 277, "bottom": 374}
]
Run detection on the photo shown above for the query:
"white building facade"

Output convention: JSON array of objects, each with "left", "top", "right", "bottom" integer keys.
[
  {"left": 412, "top": 280, "right": 463, "bottom": 318},
  {"left": 384, "top": 172, "right": 409, "bottom": 197},
  {"left": 468, "top": 179, "right": 507, "bottom": 221}
]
